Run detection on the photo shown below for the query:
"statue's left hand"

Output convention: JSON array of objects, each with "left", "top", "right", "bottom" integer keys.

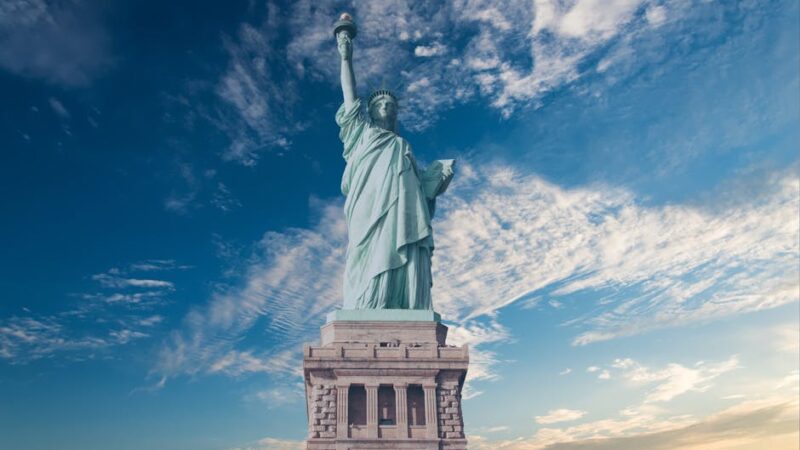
[{"left": 442, "top": 160, "right": 456, "bottom": 179}]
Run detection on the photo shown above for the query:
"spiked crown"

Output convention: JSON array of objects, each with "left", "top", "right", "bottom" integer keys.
[{"left": 368, "top": 89, "right": 398, "bottom": 108}]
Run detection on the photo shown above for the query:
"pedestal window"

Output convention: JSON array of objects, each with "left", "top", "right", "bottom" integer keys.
[
  {"left": 377, "top": 385, "right": 396, "bottom": 425},
  {"left": 407, "top": 384, "right": 426, "bottom": 425},
  {"left": 348, "top": 385, "right": 367, "bottom": 425}
]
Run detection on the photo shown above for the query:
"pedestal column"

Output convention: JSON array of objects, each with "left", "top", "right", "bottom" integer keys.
[
  {"left": 335, "top": 383, "right": 349, "bottom": 439},
  {"left": 394, "top": 382, "right": 408, "bottom": 438},
  {"left": 365, "top": 383, "right": 379, "bottom": 438},
  {"left": 423, "top": 383, "right": 439, "bottom": 439}
]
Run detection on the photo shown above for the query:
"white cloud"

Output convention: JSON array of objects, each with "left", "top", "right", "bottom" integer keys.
[
  {"left": 201, "top": 2, "right": 782, "bottom": 162},
  {"left": 774, "top": 370, "right": 799, "bottom": 392},
  {"left": 152, "top": 198, "right": 510, "bottom": 396},
  {"left": 560, "top": 368, "right": 572, "bottom": 375},
  {"left": 109, "top": 329, "right": 149, "bottom": 344},
  {"left": 414, "top": 42, "right": 447, "bottom": 57},
  {"left": 228, "top": 437, "right": 304, "bottom": 450},
  {"left": 263, "top": 0, "right": 690, "bottom": 135},
  {"left": 163, "top": 160, "right": 202, "bottom": 214},
  {"left": 611, "top": 356, "right": 740, "bottom": 403},
  {"left": 209, "top": 349, "right": 299, "bottom": 378},
  {"left": 251, "top": 386, "right": 303, "bottom": 409},
  {"left": 92, "top": 273, "right": 174, "bottom": 289},
  {"left": 79, "top": 262, "right": 185, "bottom": 308},
  {"left": 48, "top": 97, "right": 70, "bottom": 118},
  {"left": 0, "top": 316, "right": 87, "bottom": 361},
  {"left": 83, "top": 291, "right": 166, "bottom": 306},
  {"left": 129, "top": 259, "right": 191, "bottom": 272},
  {"left": 431, "top": 164, "right": 799, "bottom": 344},
  {"left": 138, "top": 315, "right": 164, "bottom": 327},
  {"left": 772, "top": 323, "right": 800, "bottom": 355},
  {"left": 645, "top": 6, "right": 667, "bottom": 26},
  {"left": 155, "top": 162, "right": 798, "bottom": 396},
  {"left": 214, "top": 19, "right": 300, "bottom": 165},
  {"left": 446, "top": 319, "right": 511, "bottom": 398},
  {"left": 555, "top": 0, "right": 644, "bottom": 40},
  {"left": 0, "top": 0, "right": 112, "bottom": 86},
  {"left": 154, "top": 201, "right": 345, "bottom": 381},
  {"left": 211, "top": 182, "right": 242, "bottom": 212},
  {"left": 0, "top": 311, "right": 155, "bottom": 365},
  {"left": 0, "top": 261, "right": 175, "bottom": 364},
  {"left": 536, "top": 408, "right": 588, "bottom": 425},
  {"left": 470, "top": 399, "right": 799, "bottom": 450}
]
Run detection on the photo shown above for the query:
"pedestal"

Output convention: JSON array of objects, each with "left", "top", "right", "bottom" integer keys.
[{"left": 303, "top": 311, "right": 469, "bottom": 450}]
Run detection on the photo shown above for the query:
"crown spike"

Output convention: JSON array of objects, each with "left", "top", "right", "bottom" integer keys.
[{"left": 368, "top": 89, "right": 399, "bottom": 107}]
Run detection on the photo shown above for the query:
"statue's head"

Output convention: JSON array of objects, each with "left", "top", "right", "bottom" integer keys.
[{"left": 368, "top": 89, "right": 398, "bottom": 131}]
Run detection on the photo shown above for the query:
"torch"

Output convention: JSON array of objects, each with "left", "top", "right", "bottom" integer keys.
[{"left": 333, "top": 12, "right": 357, "bottom": 39}]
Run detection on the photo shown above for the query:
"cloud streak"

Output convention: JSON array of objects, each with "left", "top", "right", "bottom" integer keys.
[
  {"left": 0, "top": 262, "right": 180, "bottom": 364},
  {"left": 610, "top": 357, "right": 740, "bottom": 403},
  {"left": 432, "top": 164, "right": 799, "bottom": 345},
  {"left": 0, "top": 0, "right": 112, "bottom": 86},
  {"left": 537, "top": 409, "right": 588, "bottom": 425},
  {"left": 154, "top": 160, "right": 798, "bottom": 397},
  {"left": 154, "top": 201, "right": 345, "bottom": 381},
  {"left": 471, "top": 400, "right": 799, "bottom": 449},
  {"left": 228, "top": 437, "right": 304, "bottom": 450},
  {"left": 211, "top": 5, "right": 300, "bottom": 165},
  {"left": 206, "top": 0, "right": 726, "bottom": 162}
]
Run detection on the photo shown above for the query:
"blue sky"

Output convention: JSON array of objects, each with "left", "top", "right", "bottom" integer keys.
[{"left": 1, "top": 1, "right": 798, "bottom": 449}]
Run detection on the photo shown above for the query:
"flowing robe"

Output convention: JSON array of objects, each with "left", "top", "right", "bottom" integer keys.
[{"left": 336, "top": 99, "right": 453, "bottom": 310}]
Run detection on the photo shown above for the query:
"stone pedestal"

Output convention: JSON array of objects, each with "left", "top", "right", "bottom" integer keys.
[{"left": 303, "top": 312, "right": 468, "bottom": 450}]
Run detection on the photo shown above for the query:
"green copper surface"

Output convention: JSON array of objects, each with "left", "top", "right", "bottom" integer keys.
[
  {"left": 326, "top": 309, "right": 441, "bottom": 323},
  {"left": 335, "top": 15, "right": 455, "bottom": 314},
  {"left": 336, "top": 101, "right": 454, "bottom": 311}
]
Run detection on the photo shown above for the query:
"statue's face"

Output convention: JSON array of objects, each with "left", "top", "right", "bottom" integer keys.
[{"left": 369, "top": 96, "right": 398, "bottom": 124}]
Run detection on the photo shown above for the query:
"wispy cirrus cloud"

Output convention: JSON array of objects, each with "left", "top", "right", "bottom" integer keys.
[
  {"left": 248, "top": 386, "right": 303, "bottom": 409},
  {"left": 432, "top": 163, "right": 799, "bottom": 345},
  {"left": 91, "top": 272, "right": 174, "bottom": 290},
  {"left": 536, "top": 409, "right": 588, "bottom": 425},
  {"left": 152, "top": 198, "right": 511, "bottom": 391},
  {"left": 471, "top": 398, "right": 799, "bottom": 450},
  {"left": 610, "top": 356, "right": 740, "bottom": 403},
  {"left": 211, "top": 182, "right": 243, "bottom": 212},
  {"left": 154, "top": 160, "right": 797, "bottom": 398},
  {"left": 0, "top": 313, "right": 155, "bottom": 364},
  {"left": 154, "top": 201, "right": 345, "bottom": 381},
  {"left": 212, "top": 7, "right": 300, "bottom": 166},
  {"left": 209, "top": 349, "right": 299, "bottom": 378},
  {"left": 129, "top": 259, "right": 193, "bottom": 272},
  {"left": 48, "top": 97, "right": 70, "bottom": 118},
  {"left": 0, "top": 261, "right": 181, "bottom": 364},
  {"left": 446, "top": 319, "right": 512, "bottom": 398},
  {"left": 0, "top": 0, "right": 112, "bottom": 86},
  {"left": 228, "top": 437, "right": 304, "bottom": 450},
  {"left": 0, "top": 315, "right": 107, "bottom": 361},
  {"left": 488, "top": 354, "right": 778, "bottom": 449},
  {"left": 81, "top": 291, "right": 166, "bottom": 307},
  {"left": 284, "top": 0, "right": 667, "bottom": 126},
  {"left": 207, "top": 0, "right": 729, "bottom": 162}
]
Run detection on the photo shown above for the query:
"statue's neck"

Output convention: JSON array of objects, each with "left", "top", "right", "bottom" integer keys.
[{"left": 373, "top": 118, "right": 396, "bottom": 133}]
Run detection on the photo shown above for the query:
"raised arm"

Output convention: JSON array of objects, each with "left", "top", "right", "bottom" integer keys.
[{"left": 337, "top": 31, "right": 357, "bottom": 112}]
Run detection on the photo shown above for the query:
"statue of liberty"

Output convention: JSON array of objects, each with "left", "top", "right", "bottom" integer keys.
[{"left": 334, "top": 14, "right": 455, "bottom": 311}]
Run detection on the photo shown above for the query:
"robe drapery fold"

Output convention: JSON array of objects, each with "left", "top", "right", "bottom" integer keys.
[{"left": 336, "top": 99, "right": 451, "bottom": 310}]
